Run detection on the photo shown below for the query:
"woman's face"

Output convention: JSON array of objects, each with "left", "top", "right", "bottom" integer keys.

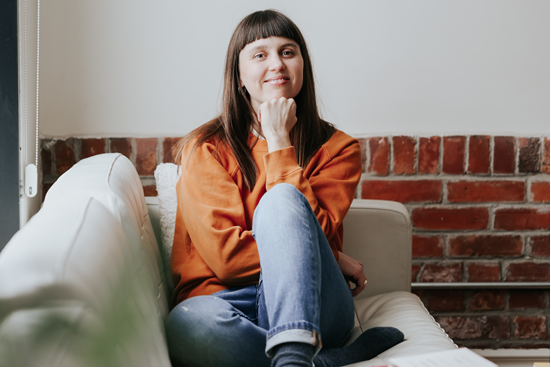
[{"left": 239, "top": 36, "right": 304, "bottom": 112}]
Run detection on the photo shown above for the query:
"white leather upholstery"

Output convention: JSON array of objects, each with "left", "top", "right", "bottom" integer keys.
[
  {"left": 0, "top": 154, "right": 171, "bottom": 366},
  {"left": 344, "top": 199, "right": 412, "bottom": 299},
  {"left": 45, "top": 153, "right": 170, "bottom": 310},
  {"left": 347, "top": 292, "right": 457, "bottom": 366},
  {"left": 0, "top": 195, "right": 171, "bottom": 366}
]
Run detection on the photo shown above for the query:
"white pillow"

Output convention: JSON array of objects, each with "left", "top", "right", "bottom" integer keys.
[{"left": 153, "top": 163, "right": 181, "bottom": 294}]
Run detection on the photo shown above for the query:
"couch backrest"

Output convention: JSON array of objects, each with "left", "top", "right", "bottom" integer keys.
[
  {"left": 0, "top": 154, "right": 171, "bottom": 366},
  {"left": 45, "top": 154, "right": 170, "bottom": 311}
]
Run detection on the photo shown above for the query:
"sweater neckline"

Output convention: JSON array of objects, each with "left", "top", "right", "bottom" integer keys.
[{"left": 250, "top": 133, "right": 268, "bottom": 152}]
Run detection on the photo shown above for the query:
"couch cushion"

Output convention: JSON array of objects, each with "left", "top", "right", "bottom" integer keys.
[
  {"left": 347, "top": 291, "right": 457, "bottom": 366},
  {"left": 0, "top": 196, "right": 171, "bottom": 366}
]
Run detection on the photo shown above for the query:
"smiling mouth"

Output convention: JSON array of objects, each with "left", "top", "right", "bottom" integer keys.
[{"left": 265, "top": 77, "right": 290, "bottom": 84}]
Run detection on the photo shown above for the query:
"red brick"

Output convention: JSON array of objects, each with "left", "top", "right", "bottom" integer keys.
[
  {"left": 81, "top": 138, "right": 105, "bottom": 159},
  {"left": 426, "top": 290, "right": 465, "bottom": 311},
  {"left": 411, "top": 264, "right": 420, "bottom": 282},
  {"left": 54, "top": 140, "right": 77, "bottom": 175},
  {"left": 443, "top": 136, "right": 465, "bottom": 174},
  {"left": 467, "top": 263, "right": 501, "bottom": 282},
  {"left": 449, "top": 235, "right": 523, "bottom": 257},
  {"left": 136, "top": 138, "right": 158, "bottom": 176},
  {"left": 392, "top": 136, "right": 415, "bottom": 175},
  {"left": 143, "top": 185, "right": 158, "bottom": 197},
  {"left": 110, "top": 138, "right": 132, "bottom": 159},
  {"left": 518, "top": 138, "right": 541, "bottom": 173},
  {"left": 543, "top": 138, "right": 550, "bottom": 174},
  {"left": 493, "top": 136, "right": 515, "bottom": 174},
  {"left": 448, "top": 180, "right": 525, "bottom": 203},
  {"left": 163, "top": 137, "right": 183, "bottom": 164},
  {"left": 361, "top": 180, "right": 442, "bottom": 203},
  {"left": 418, "top": 136, "right": 440, "bottom": 174},
  {"left": 509, "top": 290, "right": 547, "bottom": 310},
  {"left": 41, "top": 147, "right": 52, "bottom": 176},
  {"left": 419, "top": 262, "right": 462, "bottom": 282},
  {"left": 494, "top": 208, "right": 550, "bottom": 231},
  {"left": 468, "top": 136, "right": 490, "bottom": 174},
  {"left": 529, "top": 235, "right": 550, "bottom": 258},
  {"left": 505, "top": 262, "right": 550, "bottom": 282},
  {"left": 411, "top": 289, "right": 424, "bottom": 300},
  {"left": 436, "top": 316, "right": 510, "bottom": 340},
  {"left": 411, "top": 207, "right": 489, "bottom": 230},
  {"left": 412, "top": 235, "right": 444, "bottom": 258},
  {"left": 469, "top": 291, "right": 505, "bottom": 311},
  {"left": 367, "top": 137, "right": 389, "bottom": 175},
  {"left": 531, "top": 181, "right": 550, "bottom": 203},
  {"left": 514, "top": 316, "right": 547, "bottom": 339},
  {"left": 357, "top": 138, "right": 367, "bottom": 172}
]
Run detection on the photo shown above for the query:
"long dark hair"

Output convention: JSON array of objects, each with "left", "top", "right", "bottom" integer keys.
[{"left": 174, "top": 9, "right": 335, "bottom": 190}]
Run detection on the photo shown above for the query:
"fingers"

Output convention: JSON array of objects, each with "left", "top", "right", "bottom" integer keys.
[
  {"left": 258, "top": 97, "right": 297, "bottom": 134},
  {"left": 346, "top": 272, "right": 367, "bottom": 297},
  {"left": 351, "top": 277, "right": 367, "bottom": 297}
]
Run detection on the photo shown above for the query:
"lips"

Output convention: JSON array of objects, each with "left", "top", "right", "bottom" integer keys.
[{"left": 264, "top": 76, "right": 290, "bottom": 84}]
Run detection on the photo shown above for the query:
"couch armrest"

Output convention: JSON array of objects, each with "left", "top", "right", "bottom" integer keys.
[{"left": 344, "top": 199, "right": 412, "bottom": 299}]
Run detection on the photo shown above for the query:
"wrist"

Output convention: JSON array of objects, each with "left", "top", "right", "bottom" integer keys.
[{"left": 266, "top": 135, "right": 292, "bottom": 153}]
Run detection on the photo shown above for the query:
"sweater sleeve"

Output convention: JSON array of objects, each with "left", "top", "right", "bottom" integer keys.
[
  {"left": 177, "top": 142, "right": 260, "bottom": 284},
  {"left": 263, "top": 135, "right": 362, "bottom": 259}
]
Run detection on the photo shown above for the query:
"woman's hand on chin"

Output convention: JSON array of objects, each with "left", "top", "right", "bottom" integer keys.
[
  {"left": 337, "top": 251, "right": 368, "bottom": 297},
  {"left": 258, "top": 97, "right": 297, "bottom": 153}
]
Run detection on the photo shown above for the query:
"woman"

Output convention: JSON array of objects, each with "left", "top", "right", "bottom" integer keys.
[{"left": 166, "top": 10, "right": 403, "bottom": 367}]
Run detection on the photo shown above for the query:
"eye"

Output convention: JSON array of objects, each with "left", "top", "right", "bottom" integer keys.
[
  {"left": 254, "top": 53, "right": 266, "bottom": 59},
  {"left": 282, "top": 50, "right": 294, "bottom": 56}
]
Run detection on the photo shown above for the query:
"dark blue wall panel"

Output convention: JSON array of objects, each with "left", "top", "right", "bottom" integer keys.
[{"left": 0, "top": 0, "right": 20, "bottom": 251}]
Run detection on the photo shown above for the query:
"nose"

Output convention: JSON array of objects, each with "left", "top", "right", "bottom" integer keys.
[{"left": 269, "top": 55, "right": 285, "bottom": 71}]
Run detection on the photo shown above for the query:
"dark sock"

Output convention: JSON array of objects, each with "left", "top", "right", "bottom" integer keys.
[
  {"left": 313, "top": 327, "right": 404, "bottom": 367},
  {"left": 271, "top": 342, "right": 316, "bottom": 367}
]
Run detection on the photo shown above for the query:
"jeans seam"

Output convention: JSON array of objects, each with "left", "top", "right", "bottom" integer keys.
[{"left": 255, "top": 278, "right": 262, "bottom": 321}]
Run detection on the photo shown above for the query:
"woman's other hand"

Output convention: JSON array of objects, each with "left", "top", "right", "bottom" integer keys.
[
  {"left": 258, "top": 97, "right": 297, "bottom": 152},
  {"left": 337, "top": 251, "right": 367, "bottom": 297}
]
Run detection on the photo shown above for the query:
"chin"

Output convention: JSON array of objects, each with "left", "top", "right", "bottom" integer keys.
[{"left": 270, "top": 92, "right": 295, "bottom": 100}]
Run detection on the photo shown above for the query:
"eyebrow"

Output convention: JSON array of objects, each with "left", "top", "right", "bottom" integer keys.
[{"left": 247, "top": 42, "right": 299, "bottom": 54}]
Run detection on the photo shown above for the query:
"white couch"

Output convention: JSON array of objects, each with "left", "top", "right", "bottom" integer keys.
[{"left": 0, "top": 153, "right": 456, "bottom": 366}]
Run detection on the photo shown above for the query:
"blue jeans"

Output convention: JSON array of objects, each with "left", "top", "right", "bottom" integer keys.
[{"left": 165, "top": 183, "right": 355, "bottom": 366}]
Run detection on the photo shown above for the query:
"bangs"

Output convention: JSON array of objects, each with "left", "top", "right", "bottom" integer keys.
[{"left": 237, "top": 10, "right": 302, "bottom": 51}]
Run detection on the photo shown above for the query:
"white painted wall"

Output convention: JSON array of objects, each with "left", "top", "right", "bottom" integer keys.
[{"left": 39, "top": 0, "right": 549, "bottom": 138}]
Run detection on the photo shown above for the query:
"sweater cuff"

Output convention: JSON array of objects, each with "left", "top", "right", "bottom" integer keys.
[{"left": 263, "top": 147, "right": 301, "bottom": 184}]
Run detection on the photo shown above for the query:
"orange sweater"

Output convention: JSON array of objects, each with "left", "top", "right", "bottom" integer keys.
[{"left": 170, "top": 129, "right": 362, "bottom": 307}]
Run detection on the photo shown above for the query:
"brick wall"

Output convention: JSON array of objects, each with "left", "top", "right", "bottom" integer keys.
[
  {"left": 41, "top": 137, "right": 183, "bottom": 198},
  {"left": 359, "top": 135, "right": 550, "bottom": 349},
  {"left": 41, "top": 135, "right": 550, "bottom": 349}
]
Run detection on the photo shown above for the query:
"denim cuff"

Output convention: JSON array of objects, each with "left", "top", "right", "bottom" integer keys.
[{"left": 265, "top": 321, "right": 322, "bottom": 358}]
